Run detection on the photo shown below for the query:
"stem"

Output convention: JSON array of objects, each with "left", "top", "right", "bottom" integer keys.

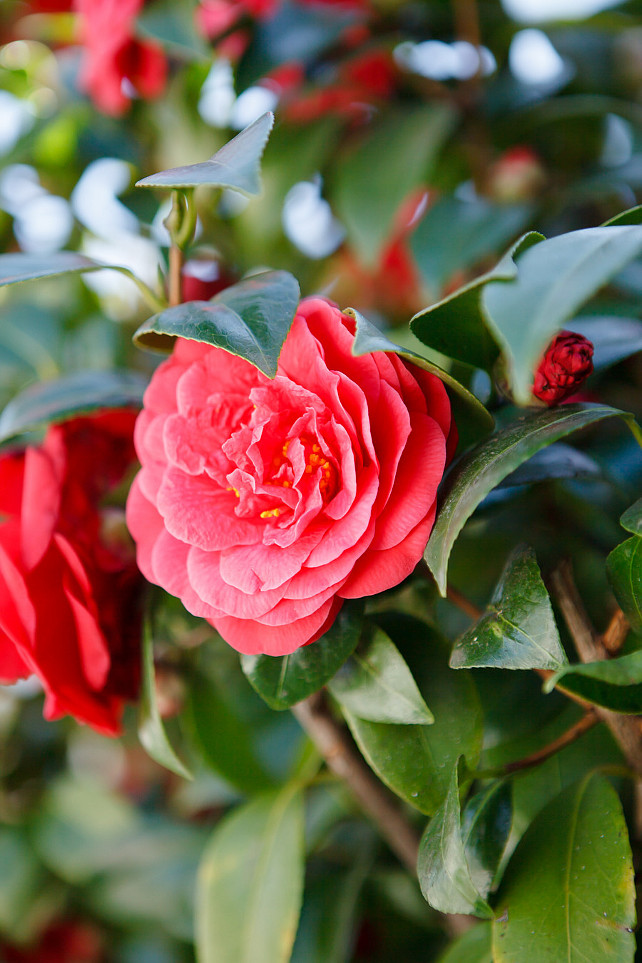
[
  {"left": 446, "top": 585, "right": 482, "bottom": 620},
  {"left": 291, "top": 693, "right": 472, "bottom": 938},
  {"left": 602, "top": 607, "right": 630, "bottom": 655},
  {"left": 505, "top": 711, "right": 598, "bottom": 773},
  {"left": 110, "top": 266, "right": 166, "bottom": 313},
  {"left": 168, "top": 245, "right": 183, "bottom": 307},
  {"left": 550, "top": 562, "right": 642, "bottom": 835}
]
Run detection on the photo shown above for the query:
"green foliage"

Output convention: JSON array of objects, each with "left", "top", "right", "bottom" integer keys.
[
  {"left": 607, "top": 537, "right": 642, "bottom": 633},
  {"left": 544, "top": 650, "right": 642, "bottom": 713},
  {"left": 450, "top": 545, "right": 567, "bottom": 670},
  {"left": 195, "top": 786, "right": 304, "bottom": 963},
  {"left": 492, "top": 774, "right": 635, "bottom": 962}
]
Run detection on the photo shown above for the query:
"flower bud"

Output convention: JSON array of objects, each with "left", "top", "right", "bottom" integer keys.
[{"left": 532, "top": 330, "right": 594, "bottom": 406}]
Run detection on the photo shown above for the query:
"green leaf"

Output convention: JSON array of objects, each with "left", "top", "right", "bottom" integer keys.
[
  {"left": 410, "top": 196, "right": 533, "bottom": 298},
  {"left": 497, "top": 443, "right": 601, "bottom": 488},
  {"left": 436, "top": 923, "right": 492, "bottom": 963},
  {"left": 328, "top": 623, "right": 434, "bottom": 725},
  {"left": 450, "top": 545, "right": 567, "bottom": 671},
  {"left": 0, "top": 828, "right": 56, "bottom": 943},
  {"left": 410, "top": 232, "right": 544, "bottom": 372},
  {"left": 461, "top": 780, "right": 513, "bottom": 899},
  {"left": 136, "top": 113, "right": 274, "bottom": 194},
  {"left": 334, "top": 104, "right": 456, "bottom": 265},
  {"left": 138, "top": 623, "right": 192, "bottom": 780},
  {"left": 342, "top": 618, "right": 482, "bottom": 815},
  {"left": 425, "top": 403, "right": 641, "bottom": 595},
  {"left": 195, "top": 786, "right": 304, "bottom": 963},
  {"left": 482, "top": 226, "right": 642, "bottom": 404},
  {"left": 602, "top": 204, "right": 642, "bottom": 226},
  {"left": 492, "top": 774, "right": 635, "bottom": 963},
  {"left": 417, "top": 762, "right": 493, "bottom": 919},
  {"left": 185, "top": 671, "right": 276, "bottom": 794},
  {"left": 606, "top": 536, "right": 642, "bottom": 633},
  {"left": 543, "top": 649, "right": 642, "bottom": 713},
  {"left": 240, "top": 602, "right": 364, "bottom": 711},
  {"left": 0, "top": 251, "right": 102, "bottom": 287},
  {"left": 0, "top": 370, "right": 146, "bottom": 443},
  {"left": 348, "top": 308, "right": 494, "bottom": 439},
  {"left": 620, "top": 497, "right": 642, "bottom": 536},
  {"left": 134, "top": 270, "right": 300, "bottom": 377}
]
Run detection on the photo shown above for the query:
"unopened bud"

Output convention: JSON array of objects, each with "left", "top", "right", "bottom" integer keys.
[{"left": 532, "top": 330, "right": 594, "bottom": 406}]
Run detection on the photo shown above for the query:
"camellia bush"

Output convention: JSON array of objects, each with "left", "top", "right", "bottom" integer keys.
[{"left": 4, "top": 0, "right": 642, "bottom": 960}]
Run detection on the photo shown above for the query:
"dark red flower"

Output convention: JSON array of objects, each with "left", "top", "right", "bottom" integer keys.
[
  {"left": 74, "top": 0, "right": 167, "bottom": 115},
  {"left": 0, "top": 411, "right": 142, "bottom": 735},
  {"left": 532, "top": 330, "right": 594, "bottom": 406},
  {"left": 1, "top": 919, "right": 104, "bottom": 963}
]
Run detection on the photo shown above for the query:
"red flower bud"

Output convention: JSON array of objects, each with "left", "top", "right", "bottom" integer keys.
[{"left": 532, "top": 330, "right": 594, "bottom": 406}]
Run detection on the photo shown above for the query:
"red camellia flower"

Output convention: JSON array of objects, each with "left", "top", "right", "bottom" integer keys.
[
  {"left": 0, "top": 412, "right": 142, "bottom": 735},
  {"left": 532, "top": 330, "right": 594, "bottom": 406},
  {"left": 127, "top": 297, "right": 456, "bottom": 656},
  {"left": 2, "top": 918, "right": 105, "bottom": 963},
  {"left": 75, "top": 0, "right": 167, "bottom": 115}
]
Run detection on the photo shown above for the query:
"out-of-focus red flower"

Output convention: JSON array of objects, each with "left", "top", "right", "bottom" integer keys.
[
  {"left": 282, "top": 47, "right": 396, "bottom": 123},
  {"left": 486, "top": 146, "right": 546, "bottom": 203},
  {"left": 181, "top": 255, "right": 237, "bottom": 302},
  {"left": 532, "top": 331, "right": 594, "bottom": 406},
  {"left": 127, "top": 298, "right": 456, "bottom": 656},
  {"left": 0, "top": 411, "right": 142, "bottom": 735},
  {"left": 1, "top": 919, "right": 105, "bottom": 963},
  {"left": 74, "top": 0, "right": 167, "bottom": 115},
  {"left": 196, "top": 0, "right": 277, "bottom": 58}
]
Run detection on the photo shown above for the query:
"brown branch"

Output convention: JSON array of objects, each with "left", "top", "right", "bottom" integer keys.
[
  {"left": 602, "top": 607, "right": 630, "bottom": 656},
  {"left": 550, "top": 562, "right": 642, "bottom": 789},
  {"left": 446, "top": 585, "right": 482, "bottom": 621},
  {"left": 168, "top": 245, "right": 183, "bottom": 307},
  {"left": 505, "top": 711, "right": 599, "bottom": 773},
  {"left": 291, "top": 693, "right": 473, "bottom": 938}
]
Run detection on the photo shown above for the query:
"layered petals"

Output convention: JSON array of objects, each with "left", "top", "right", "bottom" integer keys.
[{"left": 127, "top": 297, "right": 455, "bottom": 655}]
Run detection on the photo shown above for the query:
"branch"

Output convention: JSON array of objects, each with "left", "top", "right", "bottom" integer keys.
[
  {"left": 602, "top": 607, "right": 630, "bottom": 655},
  {"left": 550, "top": 562, "right": 642, "bottom": 784},
  {"left": 292, "top": 693, "right": 473, "bottom": 938},
  {"left": 505, "top": 711, "right": 599, "bottom": 773}
]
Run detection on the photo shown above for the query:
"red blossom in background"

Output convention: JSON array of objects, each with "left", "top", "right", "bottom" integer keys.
[
  {"left": 74, "top": 0, "right": 167, "bottom": 115},
  {"left": 0, "top": 411, "right": 142, "bottom": 735},
  {"left": 1, "top": 919, "right": 105, "bottom": 963},
  {"left": 532, "top": 330, "right": 594, "bottom": 406},
  {"left": 127, "top": 298, "right": 456, "bottom": 656}
]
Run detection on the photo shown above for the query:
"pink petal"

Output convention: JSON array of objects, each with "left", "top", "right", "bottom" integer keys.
[
  {"left": 187, "top": 546, "right": 288, "bottom": 617},
  {"left": 218, "top": 532, "right": 323, "bottom": 593},
  {"left": 339, "top": 510, "right": 436, "bottom": 598},
  {"left": 210, "top": 595, "right": 337, "bottom": 656}
]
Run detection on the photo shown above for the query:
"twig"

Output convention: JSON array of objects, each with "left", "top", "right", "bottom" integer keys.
[
  {"left": 168, "top": 245, "right": 183, "bottom": 307},
  {"left": 602, "top": 607, "right": 630, "bottom": 655},
  {"left": 550, "top": 561, "right": 642, "bottom": 837},
  {"left": 291, "top": 693, "right": 472, "bottom": 937},
  {"left": 505, "top": 711, "right": 599, "bottom": 773}
]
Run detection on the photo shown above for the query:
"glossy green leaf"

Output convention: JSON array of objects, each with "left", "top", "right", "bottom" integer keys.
[
  {"left": 606, "top": 536, "right": 642, "bottom": 632},
  {"left": 482, "top": 226, "right": 642, "bottom": 404},
  {"left": 417, "top": 762, "right": 493, "bottom": 919},
  {"left": 410, "top": 232, "right": 544, "bottom": 372},
  {"left": 437, "top": 923, "right": 492, "bottom": 963},
  {"left": 620, "top": 497, "right": 642, "bottom": 536},
  {"left": 602, "top": 204, "right": 642, "bottom": 226},
  {"left": 410, "top": 196, "right": 533, "bottom": 298},
  {"left": 543, "top": 648, "right": 642, "bottom": 713},
  {"left": 241, "top": 602, "right": 364, "bottom": 710},
  {"left": 348, "top": 308, "right": 494, "bottom": 438},
  {"left": 328, "top": 623, "right": 434, "bottom": 725},
  {"left": 450, "top": 545, "right": 567, "bottom": 671},
  {"left": 0, "top": 370, "right": 146, "bottom": 443},
  {"left": 342, "top": 619, "right": 482, "bottom": 815},
  {"left": 0, "top": 251, "right": 102, "bottom": 287},
  {"left": 492, "top": 774, "right": 635, "bottom": 962},
  {"left": 461, "top": 780, "right": 513, "bottom": 898},
  {"left": 425, "top": 403, "right": 641, "bottom": 595},
  {"left": 497, "top": 443, "right": 601, "bottom": 488},
  {"left": 334, "top": 104, "right": 455, "bottom": 265},
  {"left": 138, "top": 623, "right": 192, "bottom": 780},
  {"left": 195, "top": 786, "right": 304, "bottom": 963},
  {"left": 136, "top": 112, "right": 274, "bottom": 194},
  {"left": 185, "top": 671, "right": 275, "bottom": 793},
  {"left": 134, "top": 270, "right": 300, "bottom": 377}
]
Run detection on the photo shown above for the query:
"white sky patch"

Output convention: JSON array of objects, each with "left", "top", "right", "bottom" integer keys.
[
  {"left": 81, "top": 233, "right": 163, "bottom": 320},
  {"left": 509, "top": 29, "right": 567, "bottom": 85},
  {"left": 600, "top": 114, "right": 633, "bottom": 168},
  {"left": 198, "top": 59, "right": 236, "bottom": 128},
  {"left": 71, "top": 158, "right": 139, "bottom": 240},
  {"left": 0, "top": 164, "right": 72, "bottom": 253},
  {"left": 502, "top": 0, "right": 622, "bottom": 22},
  {"left": 230, "top": 86, "right": 278, "bottom": 130},
  {"left": 395, "top": 40, "right": 496, "bottom": 82},
  {"left": 283, "top": 177, "right": 345, "bottom": 259},
  {"left": 0, "top": 90, "right": 34, "bottom": 155}
]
